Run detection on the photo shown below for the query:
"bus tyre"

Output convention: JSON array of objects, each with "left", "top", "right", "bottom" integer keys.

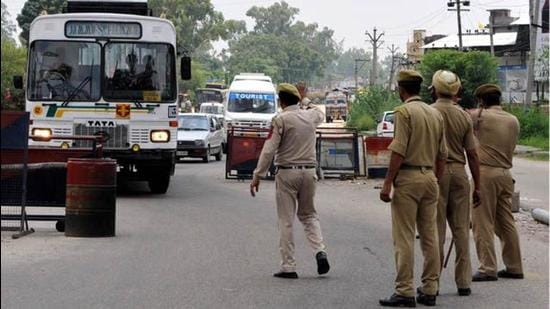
[
  {"left": 215, "top": 148, "right": 223, "bottom": 161},
  {"left": 148, "top": 173, "right": 170, "bottom": 194}
]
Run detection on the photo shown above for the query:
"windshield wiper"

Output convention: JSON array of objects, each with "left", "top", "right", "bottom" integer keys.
[
  {"left": 191, "top": 128, "right": 208, "bottom": 131},
  {"left": 62, "top": 76, "right": 90, "bottom": 107}
]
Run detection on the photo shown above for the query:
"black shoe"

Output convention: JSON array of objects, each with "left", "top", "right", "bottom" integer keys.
[
  {"left": 416, "top": 288, "right": 436, "bottom": 306},
  {"left": 273, "top": 271, "right": 298, "bottom": 279},
  {"left": 472, "top": 272, "right": 498, "bottom": 282},
  {"left": 458, "top": 288, "right": 471, "bottom": 296},
  {"left": 316, "top": 251, "right": 330, "bottom": 275},
  {"left": 379, "top": 293, "right": 416, "bottom": 307},
  {"left": 497, "top": 270, "right": 524, "bottom": 279}
]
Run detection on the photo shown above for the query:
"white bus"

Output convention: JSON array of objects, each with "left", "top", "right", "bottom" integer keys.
[{"left": 17, "top": 0, "right": 191, "bottom": 193}]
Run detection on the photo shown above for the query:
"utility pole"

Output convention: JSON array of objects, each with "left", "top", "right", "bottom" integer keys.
[
  {"left": 366, "top": 27, "right": 384, "bottom": 86},
  {"left": 487, "top": 10, "right": 495, "bottom": 56},
  {"left": 387, "top": 44, "right": 400, "bottom": 90},
  {"left": 354, "top": 59, "right": 369, "bottom": 92},
  {"left": 448, "top": 0, "right": 470, "bottom": 51},
  {"left": 526, "top": 0, "right": 542, "bottom": 106}
]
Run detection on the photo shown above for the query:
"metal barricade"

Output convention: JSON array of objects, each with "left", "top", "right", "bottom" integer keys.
[
  {"left": 364, "top": 136, "right": 393, "bottom": 178},
  {"left": 316, "top": 127, "right": 362, "bottom": 178},
  {"left": 1, "top": 111, "right": 105, "bottom": 237},
  {"left": 225, "top": 126, "right": 273, "bottom": 179}
]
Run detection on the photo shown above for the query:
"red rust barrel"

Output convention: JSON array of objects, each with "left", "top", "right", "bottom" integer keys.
[{"left": 65, "top": 158, "right": 116, "bottom": 237}]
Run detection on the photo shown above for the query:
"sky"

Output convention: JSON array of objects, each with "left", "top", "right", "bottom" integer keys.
[{"left": 4, "top": 0, "right": 530, "bottom": 57}]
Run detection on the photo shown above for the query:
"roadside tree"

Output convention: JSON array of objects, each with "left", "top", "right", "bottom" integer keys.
[
  {"left": 227, "top": 1, "right": 338, "bottom": 83},
  {"left": 347, "top": 86, "right": 401, "bottom": 131},
  {"left": 17, "top": 0, "right": 66, "bottom": 45},
  {"left": 1, "top": 40, "right": 27, "bottom": 110},
  {"left": 418, "top": 50, "right": 498, "bottom": 108}
]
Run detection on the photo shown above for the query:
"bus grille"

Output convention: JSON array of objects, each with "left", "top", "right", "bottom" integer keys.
[{"left": 73, "top": 124, "right": 128, "bottom": 149}]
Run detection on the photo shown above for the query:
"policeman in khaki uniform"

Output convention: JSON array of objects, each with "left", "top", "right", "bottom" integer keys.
[
  {"left": 250, "top": 83, "right": 330, "bottom": 279},
  {"left": 430, "top": 70, "right": 481, "bottom": 296},
  {"left": 470, "top": 84, "right": 524, "bottom": 281},
  {"left": 379, "top": 70, "right": 448, "bottom": 307}
]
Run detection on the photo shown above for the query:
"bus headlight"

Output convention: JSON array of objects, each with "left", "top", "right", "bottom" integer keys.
[
  {"left": 32, "top": 128, "right": 52, "bottom": 141},
  {"left": 150, "top": 130, "right": 170, "bottom": 142},
  {"left": 194, "top": 140, "right": 205, "bottom": 146}
]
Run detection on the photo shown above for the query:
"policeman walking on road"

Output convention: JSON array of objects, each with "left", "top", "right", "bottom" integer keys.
[
  {"left": 470, "top": 84, "right": 524, "bottom": 282},
  {"left": 379, "top": 70, "right": 448, "bottom": 307},
  {"left": 430, "top": 70, "right": 481, "bottom": 296},
  {"left": 250, "top": 83, "right": 330, "bottom": 279}
]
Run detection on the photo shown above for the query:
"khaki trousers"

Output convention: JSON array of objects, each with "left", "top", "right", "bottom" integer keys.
[
  {"left": 275, "top": 168, "right": 325, "bottom": 272},
  {"left": 391, "top": 169, "right": 440, "bottom": 297},
  {"left": 472, "top": 166, "right": 523, "bottom": 276},
  {"left": 437, "top": 163, "right": 472, "bottom": 289}
]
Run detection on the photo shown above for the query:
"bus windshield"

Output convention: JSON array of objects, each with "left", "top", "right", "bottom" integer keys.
[
  {"left": 227, "top": 92, "right": 276, "bottom": 113},
  {"left": 104, "top": 42, "right": 175, "bottom": 102},
  {"left": 27, "top": 41, "right": 101, "bottom": 101},
  {"left": 196, "top": 89, "right": 223, "bottom": 104}
]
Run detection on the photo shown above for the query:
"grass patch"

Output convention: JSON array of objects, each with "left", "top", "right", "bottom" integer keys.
[
  {"left": 517, "top": 152, "right": 549, "bottom": 161},
  {"left": 519, "top": 136, "right": 549, "bottom": 151}
]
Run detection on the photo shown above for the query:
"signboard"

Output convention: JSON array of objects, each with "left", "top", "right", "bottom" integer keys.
[
  {"left": 229, "top": 93, "right": 274, "bottom": 101},
  {"left": 65, "top": 21, "right": 141, "bottom": 39}
]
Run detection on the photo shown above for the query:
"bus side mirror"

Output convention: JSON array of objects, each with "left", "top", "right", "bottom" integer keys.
[
  {"left": 180, "top": 56, "right": 191, "bottom": 80},
  {"left": 13, "top": 76, "right": 23, "bottom": 89}
]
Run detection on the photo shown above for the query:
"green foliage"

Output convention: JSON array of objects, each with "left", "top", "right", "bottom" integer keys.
[
  {"left": 506, "top": 107, "right": 549, "bottom": 139},
  {"left": 17, "top": 0, "right": 66, "bottom": 45},
  {"left": 505, "top": 106, "right": 549, "bottom": 151},
  {"left": 418, "top": 50, "right": 498, "bottom": 109},
  {"left": 149, "top": 0, "right": 245, "bottom": 54},
  {"left": 347, "top": 86, "right": 401, "bottom": 131},
  {"left": 1, "top": 2, "right": 16, "bottom": 42},
  {"left": 1, "top": 40, "right": 27, "bottom": 110},
  {"left": 227, "top": 1, "right": 338, "bottom": 83}
]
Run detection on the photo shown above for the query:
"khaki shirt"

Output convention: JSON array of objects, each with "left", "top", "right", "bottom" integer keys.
[
  {"left": 253, "top": 104, "right": 324, "bottom": 177},
  {"left": 471, "top": 106, "right": 519, "bottom": 169},
  {"left": 432, "top": 98, "right": 476, "bottom": 164},
  {"left": 388, "top": 96, "right": 448, "bottom": 167}
]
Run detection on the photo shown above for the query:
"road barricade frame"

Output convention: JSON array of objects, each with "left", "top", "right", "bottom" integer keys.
[
  {"left": 225, "top": 126, "right": 274, "bottom": 179},
  {"left": 316, "top": 127, "right": 363, "bottom": 178}
]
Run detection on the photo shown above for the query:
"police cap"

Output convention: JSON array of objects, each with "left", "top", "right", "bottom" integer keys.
[
  {"left": 474, "top": 84, "right": 501, "bottom": 98},
  {"left": 277, "top": 83, "right": 302, "bottom": 100},
  {"left": 397, "top": 70, "right": 423, "bottom": 83}
]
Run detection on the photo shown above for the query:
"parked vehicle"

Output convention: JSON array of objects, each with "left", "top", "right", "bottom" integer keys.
[
  {"left": 177, "top": 113, "right": 224, "bottom": 162},
  {"left": 376, "top": 111, "right": 395, "bottom": 137}
]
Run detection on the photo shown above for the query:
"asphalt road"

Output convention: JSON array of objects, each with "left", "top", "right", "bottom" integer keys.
[
  {"left": 511, "top": 157, "right": 549, "bottom": 211},
  {"left": 2, "top": 159, "right": 548, "bottom": 309}
]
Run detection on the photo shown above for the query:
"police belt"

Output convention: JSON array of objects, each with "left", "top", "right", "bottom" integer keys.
[
  {"left": 400, "top": 164, "right": 433, "bottom": 171},
  {"left": 277, "top": 165, "right": 316, "bottom": 170}
]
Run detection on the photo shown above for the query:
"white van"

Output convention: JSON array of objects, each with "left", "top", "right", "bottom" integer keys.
[{"left": 225, "top": 73, "right": 277, "bottom": 131}]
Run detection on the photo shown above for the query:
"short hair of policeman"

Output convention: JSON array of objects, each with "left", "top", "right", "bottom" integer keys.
[
  {"left": 477, "top": 92, "right": 501, "bottom": 107},
  {"left": 279, "top": 91, "right": 300, "bottom": 106},
  {"left": 398, "top": 80, "right": 421, "bottom": 95}
]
